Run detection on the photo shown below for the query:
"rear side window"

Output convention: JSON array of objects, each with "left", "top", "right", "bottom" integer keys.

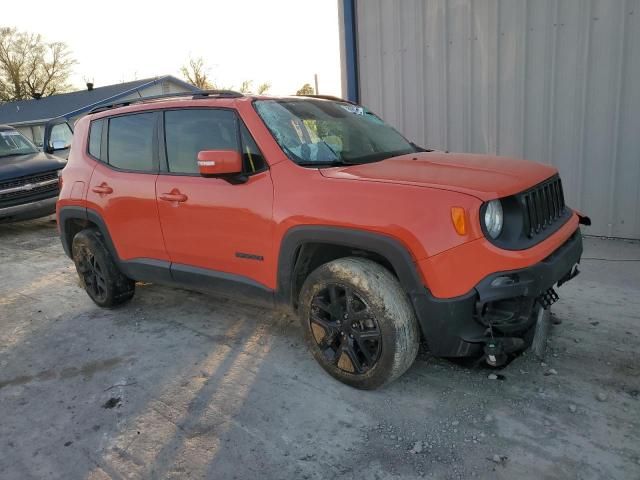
[
  {"left": 108, "top": 113, "right": 156, "bottom": 172},
  {"left": 88, "top": 119, "right": 103, "bottom": 159},
  {"left": 164, "top": 109, "right": 237, "bottom": 174}
]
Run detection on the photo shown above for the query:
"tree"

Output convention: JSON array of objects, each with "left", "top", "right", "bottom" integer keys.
[
  {"left": 238, "top": 80, "right": 271, "bottom": 94},
  {"left": 180, "top": 57, "right": 272, "bottom": 94},
  {"left": 0, "top": 27, "right": 75, "bottom": 102},
  {"left": 256, "top": 82, "right": 271, "bottom": 94},
  {"left": 180, "top": 56, "right": 213, "bottom": 90},
  {"left": 296, "top": 83, "right": 315, "bottom": 96}
]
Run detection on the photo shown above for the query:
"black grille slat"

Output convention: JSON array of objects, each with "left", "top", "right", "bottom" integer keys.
[
  {"left": 0, "top": 170, "right": 60, "bottom": 207},
  {"left": 534, "top": 190, "right": 542, "bottom": 232},
  {"left": 544, "top": 184, "right": 552, "bottom": 225},
  {"left": 541, "top": 186, "right": 548, "bottom": 228},
  {"left": 0, "top": 183, "right": 57, "bottom": 200},
  {"left": 552, "top": 182, "right": 560, "bottom": 218},
  {"left": 521, "top": 176, "right": 566, "bottom": 239},
  {"left": 0, "top": 171, "right": 58, "bottom": 191}
]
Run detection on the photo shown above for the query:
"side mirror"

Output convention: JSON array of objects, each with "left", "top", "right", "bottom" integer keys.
[
  {"left": 51, "top": 140, "right": 70, "bottom": 151},
  {"left": 197, "top": 150, "right": 243, "bottom": 177}
]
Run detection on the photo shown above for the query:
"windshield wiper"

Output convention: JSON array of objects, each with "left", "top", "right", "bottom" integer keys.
[
  {"left": 411, "top": 142, "right": 433, "bottom": 152},
  {"left": 296, "top": 160, "right": 353, "bottom": 167}
]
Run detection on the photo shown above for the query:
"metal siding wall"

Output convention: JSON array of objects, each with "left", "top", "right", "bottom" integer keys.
[{"left": 355, "top": 0, "right": 640, "bottom": 238}]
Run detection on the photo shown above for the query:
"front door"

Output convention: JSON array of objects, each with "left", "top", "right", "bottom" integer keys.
[{"left": 155, "top": 108, "right": 274, "bottom": 294}]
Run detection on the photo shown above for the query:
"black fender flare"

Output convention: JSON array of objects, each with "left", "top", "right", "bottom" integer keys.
[
  {"left": 58, "top": 206, "right": 120, "bottom": 261},
  {"left": 58, "top": 205, "right": 88, "bottom": 258},
  {"left": 276, "top": 225, "right": 426, "bottom": 306}
]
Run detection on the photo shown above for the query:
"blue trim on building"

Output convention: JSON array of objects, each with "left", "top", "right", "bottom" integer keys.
[{"left": 343, "top": 0, "right": 360, "bottom": 103}]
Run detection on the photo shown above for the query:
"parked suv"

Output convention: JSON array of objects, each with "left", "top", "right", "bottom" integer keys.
[
  {"left": 1, "top": 125, "right": 66, "bottom": 223},
  {"left": 56, "top": 91, "right": 589, "bottom": 389}
]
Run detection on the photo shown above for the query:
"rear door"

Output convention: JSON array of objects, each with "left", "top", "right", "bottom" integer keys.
[
  {"left": 85, "top": 112, "right": 169, "bottom": 265},
  {"left": 155, "top": 108, "right": 274, "bottom": 292}
]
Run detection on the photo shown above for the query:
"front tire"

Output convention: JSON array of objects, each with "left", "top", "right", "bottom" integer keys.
[
  {"left": 72, "top": 229, "right": 135, "bottom": 308},
  {"left": 298, "top": 257, "right": 420, "bottom": 389}
]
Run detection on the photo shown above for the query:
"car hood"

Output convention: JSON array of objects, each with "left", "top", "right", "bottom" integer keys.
[
  {"left": 319, "top": 152, "right": 558, "bottom": 201},
  {"left": 0, "top": 151, "right": 66, "bottom": 181}
]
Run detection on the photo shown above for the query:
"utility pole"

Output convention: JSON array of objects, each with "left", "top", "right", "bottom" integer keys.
[{"left": 314, "top": 74, "right": 319, "bottom": 95}]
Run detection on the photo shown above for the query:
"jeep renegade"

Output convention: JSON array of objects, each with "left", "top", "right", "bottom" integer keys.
[{"left": 57, "top": 91, "right": 588, "bottom": 389}]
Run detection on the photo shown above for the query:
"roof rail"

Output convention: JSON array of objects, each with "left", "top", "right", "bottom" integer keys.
[
  {"left": 89, "top": 90, "right": 244, "bottom": 114},
  {"left": 294, "top": 94, "right": 357, "bottom": 105}
]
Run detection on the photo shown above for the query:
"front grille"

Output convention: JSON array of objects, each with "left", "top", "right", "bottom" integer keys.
[
  {"left": 0, "top": 170, "right": 59, "bottom": 207},
  {"left": 520, "top": 176, "right": 566, "bottom": 238}
]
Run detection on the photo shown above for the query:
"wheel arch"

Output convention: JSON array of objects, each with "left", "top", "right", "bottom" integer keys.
[
  {"left": 58, "top": 206, "right": 120, "bottom": 262},
  {"left": 277, "top": 226, "right": 426, "bottom": 309}
]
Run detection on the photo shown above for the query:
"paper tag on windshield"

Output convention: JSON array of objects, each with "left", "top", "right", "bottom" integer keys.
[
  {"left": 340, "top": 104, "right": 364, "bottom": 115},
  {"left": 0, "top": 130, "right": 21, "bottom": 137}
]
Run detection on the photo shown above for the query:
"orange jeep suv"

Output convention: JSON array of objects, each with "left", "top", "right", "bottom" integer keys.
[{"left": 57, "top": 91, "right": 589, "bottom": 389}]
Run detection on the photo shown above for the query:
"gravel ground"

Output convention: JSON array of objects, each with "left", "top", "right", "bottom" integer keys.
[{"left": 0, "top": 218, "right": 639, "bottom": 480}]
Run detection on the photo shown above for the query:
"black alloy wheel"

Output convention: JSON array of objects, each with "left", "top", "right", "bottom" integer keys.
[
  {"left": 76, "top": 247, "right": 108, "bottom": 303},
  {"left": 71, "top": 228, "right": 135, "bottom": 308},
  {"left": 309, "top": 284, "right": 382, "bottom": 374}
]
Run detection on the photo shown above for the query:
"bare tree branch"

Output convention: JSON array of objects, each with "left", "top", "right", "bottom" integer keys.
[
  {"left": 180, "top": 57, "right": 213, "bottom": 90},
  {"left": 296, "top": 83, "right": 315, "bottom": 96},
  {"left": 256, "top": 82, "right": 271, "bottom": 95},
  {"left": 0, "top": 27, "right": 75, "bottom": 102}
]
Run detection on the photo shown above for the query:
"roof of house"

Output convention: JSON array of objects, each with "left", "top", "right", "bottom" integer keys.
[{"left": 0, "top": 75, "right": 199, "bottom": 126}]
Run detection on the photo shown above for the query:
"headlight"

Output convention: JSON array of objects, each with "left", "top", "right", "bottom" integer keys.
[{"left": 484, "top": 200, "right": 503, "bottom": 239}]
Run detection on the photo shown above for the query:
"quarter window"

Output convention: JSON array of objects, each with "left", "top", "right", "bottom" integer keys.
[
  {"left": 164, "top": 109, "right": 238, "bottom": 174},
  {"left": 88, "top": 119, "right": 103, "bottom": 159},
  {"left": 240, "top": 124, "right": 266, "bottom": 173},
  {"left": 108, "top": 113, "right": 156, "bottom": 172}
]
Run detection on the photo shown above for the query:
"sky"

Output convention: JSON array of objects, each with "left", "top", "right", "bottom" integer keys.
[{"left": 2, "top": 0, "right": 343, "bottom": 96}]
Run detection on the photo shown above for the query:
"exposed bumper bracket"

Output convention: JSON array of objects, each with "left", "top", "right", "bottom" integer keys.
[{"left": 536, "top": 287, "right": 559, "bottom": 310}]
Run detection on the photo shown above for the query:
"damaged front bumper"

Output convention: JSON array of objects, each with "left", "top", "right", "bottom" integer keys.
[{"left": 412, "top": 228, "right": 583, "bottom": 358}]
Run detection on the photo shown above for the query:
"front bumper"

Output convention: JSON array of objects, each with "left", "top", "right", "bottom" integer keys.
[
  {"left": 412, "top": 228, "right": 583, "bottom": 357},
  {"left": 0, "top": 196, "right": 58, "bottom": 223}
]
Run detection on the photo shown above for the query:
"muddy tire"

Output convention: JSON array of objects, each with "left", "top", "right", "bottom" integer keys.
[
  {"left": 298, "top": 257, "right": 420, "bottom": 389},
  {"left": 72, "top": 229, "right": 135, "bottom": 308}
]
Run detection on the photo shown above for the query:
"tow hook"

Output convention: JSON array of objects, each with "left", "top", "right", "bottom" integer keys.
[
  {"left": 484, "top": 341, "right": 507, "bottom": 367},
  {"left": 484, "top": 338, "right": 526, "bottom": 367}
]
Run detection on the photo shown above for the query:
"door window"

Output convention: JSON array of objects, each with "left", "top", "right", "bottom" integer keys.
[
  {"left": 108, "top": 113, "right": 156, "bottom": 172},
  {"left": 164, "top": 109, "right": 238, "bottom": 174}
]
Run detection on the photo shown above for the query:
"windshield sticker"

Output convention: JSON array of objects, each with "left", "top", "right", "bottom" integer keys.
[
  {"left": 0, "top": 130, "right": 21, "bottom": 137},
  {"left": 339, "top": 104, "right": 364, "bottom": 115}
]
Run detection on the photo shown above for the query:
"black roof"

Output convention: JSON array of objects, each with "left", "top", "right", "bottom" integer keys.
[{"left": 0, "top": 75, "right": 199, "bottom": 125}]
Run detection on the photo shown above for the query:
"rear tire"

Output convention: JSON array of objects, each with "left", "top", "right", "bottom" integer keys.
[
  {"left": 72, "top": 229, "right": 135, "bottom": 308},
  {"left": 298, "top": 257, "right": 420, "bottom": 389}
]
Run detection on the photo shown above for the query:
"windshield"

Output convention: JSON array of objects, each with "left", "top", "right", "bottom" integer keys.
[
  {"left": 254, "top": 99, "right": 417, "bottom": 166},
  {"left": 0, "top": 129, "right": 39, "bottom": 158}
]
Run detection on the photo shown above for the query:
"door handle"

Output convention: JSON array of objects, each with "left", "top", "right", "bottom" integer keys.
[
  {"left": 159, "top": 189, "right": 188, "bottom": 203},
  {"left": 92, "top": 183, "right": 113, "bottom": 195}
]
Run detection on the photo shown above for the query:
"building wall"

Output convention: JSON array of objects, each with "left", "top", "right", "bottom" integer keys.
[{"left": 351, "top": 0, "right": 640, "bottom": 239}]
